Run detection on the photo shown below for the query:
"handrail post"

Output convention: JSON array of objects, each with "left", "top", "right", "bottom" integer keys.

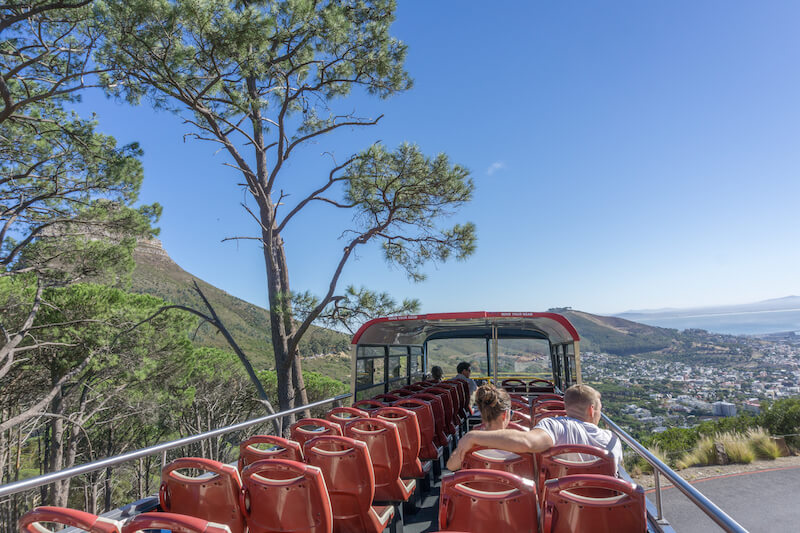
[{"left": 654, "top": 468, "right": 664, "bottom": 522}]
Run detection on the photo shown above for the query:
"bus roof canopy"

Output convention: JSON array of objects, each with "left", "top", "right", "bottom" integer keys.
[{"left": 351, "top": 312, "right": 580, "bottom": 346}]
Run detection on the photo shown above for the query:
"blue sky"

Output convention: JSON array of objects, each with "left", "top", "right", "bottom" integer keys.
[{"left": 76, "top": 1, "right": 800, "bottom": 316}]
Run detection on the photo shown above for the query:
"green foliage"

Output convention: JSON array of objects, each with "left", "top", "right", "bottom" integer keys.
[
  {"left": 257, "top": 369, "right": 347, "bottom": 404},
  {"left": 759, "top": 398, "right": 800, "bottom": 447}
]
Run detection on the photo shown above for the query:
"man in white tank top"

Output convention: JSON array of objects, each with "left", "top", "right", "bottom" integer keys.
[{"left": 447, "top": 384, "right": 622, "bottom": 471}]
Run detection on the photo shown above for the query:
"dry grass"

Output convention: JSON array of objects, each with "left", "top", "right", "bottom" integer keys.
[
  {"left": 676, "top": 436, "right": 716, "bottom": 469},
  {"left": 717, "top": 432, "right": 755, "bottom": 464},
  {"left": 747, "top": 428, "right": 782, "bottom": 460}
]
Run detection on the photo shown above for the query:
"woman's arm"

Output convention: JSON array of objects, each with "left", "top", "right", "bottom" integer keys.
[{"left": 446, "top": 428, "right": 554, "bottom": 471}]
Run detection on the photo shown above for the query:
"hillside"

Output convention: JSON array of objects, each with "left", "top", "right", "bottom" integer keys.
[
  {"left": 127, "top": 238, "right": 350, "bottom": 370},
  {"left": 124, "top": 239, "right": 753, "bottom": 377}
]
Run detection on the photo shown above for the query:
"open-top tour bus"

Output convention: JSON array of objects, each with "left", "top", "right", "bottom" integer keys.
[{"left": 3, "top": 311, "right": 748, "bottom": 533}]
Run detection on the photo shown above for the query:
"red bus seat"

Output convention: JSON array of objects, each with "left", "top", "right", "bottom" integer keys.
[
  {"left": 542, "top": 474, "right": 645, "bottom": 533},
  {"left": 373, "top": 393, "right": 400, "bottom": 404},
  {"left": 159, "top": 457, "right": 245, "bottom": 533},
  {"left": 439, "top": 469, "right": 538, "bottom": 533},
  {"left": 240, "top": 459, "right": 333, "bottom": 533},
  {"left": 452, "top": 378, "right": 472, "bottom": 417},
  {"left": 290, "top": 418, "right": 342, "bottom": 449},
  {"left": 501, "top": 378, "right": 528, "bottom": 393},
  {"left": 326, "top": 406, "right": 370, "bottom": 433},
  {"left": 532, "top": 399, "right": 565, "bottom": 418},
  {"left": 435, "top": 382, "right": 464, "bottom": 427},
  {"left": 121, "top": 512, "right": 230, "bottom": 533},
  {"left": 19, "top": 507, "right": 121, "bottom": 533},
  {"left": 238, "top": 435, "right": 303, "bottom": 471},
  {"left": 303, "top": 435, "right": 394, "bottom": 533},
  {"left": 411, "top": 393, "right": 450, "bottom": 448},
  {"left": 528, "top": 378, "right": 556, "bottom": 393},
  {"left": 462, "top": 446, "right": 536, "bottom": 480},
  {"left": 405, "top": 383, "right": 427, "bottom": 392},
  {"left": 511, "top": 398, "right": 530, "bottom": 412},
  {"left": 394, "top": 398, "right": 442, "bottom": 462},
  {"left": 424, "top": 387, "right": 458, "bottom": 436},
  {"left": 344, "top": 418, "right": 416, "bottom": 503},
  {"left": 538, "top": 444, "right": 616, "bottom": 492},
  {"left": 374, "top": 406, "right": 432, "bottom": 479},
  {"left": 352, "top": 399, "right": 385, "bottom": 411},
  {"left": 390, "top": 388, "right": 415, "bottom": 397},
  {"left": 511, "top": 409, "right": 534, "bottom": 429}
]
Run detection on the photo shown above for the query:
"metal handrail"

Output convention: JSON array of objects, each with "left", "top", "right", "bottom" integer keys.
[
  {"left": 601, "top": 413, "right": 748, "bottom": 533},
  {"left": 0, "top": 393, "right": 351, "bottom": 499}
]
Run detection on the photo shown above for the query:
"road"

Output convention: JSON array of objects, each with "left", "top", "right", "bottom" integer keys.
[{"left": 652, "top": 465, "right": 800, "bottom": 532}]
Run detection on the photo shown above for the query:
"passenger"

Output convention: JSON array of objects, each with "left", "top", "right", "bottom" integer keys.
[
  {"left": 454, "top": 361, "right": 478, "bottom": 396},
  {"left": 474, "top": 383, "right": 511, "bottom": 430},
  {"left": 430, "top": 365, "right": 444, "bottom": 383},
  {"left": 447, "top": 384, "right": 622, "bottom": 471}
]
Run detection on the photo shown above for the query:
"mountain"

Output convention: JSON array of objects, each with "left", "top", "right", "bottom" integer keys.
[
  {"left": 127, "top": 238, "right": 350, "bottom": 370},
  {"left": 616, "top": 296, "right": 800, "bottom": 335}
]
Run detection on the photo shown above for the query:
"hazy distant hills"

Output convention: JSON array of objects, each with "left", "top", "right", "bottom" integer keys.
[{"left": 616, "top": 296, "right": 800, "bottom": 335}]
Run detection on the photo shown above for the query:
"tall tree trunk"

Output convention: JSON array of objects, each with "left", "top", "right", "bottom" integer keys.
[{"left": 48, "top": 389, "right": 68, "bottom": 506}]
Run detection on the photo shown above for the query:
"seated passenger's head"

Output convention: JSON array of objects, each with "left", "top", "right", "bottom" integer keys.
[
  {"left": 475, "top": 383, "right": 511, "bottom": 430},
  {"left": 456, "top": 361, "right": 471, "bottom": 377},
  {"left": 564, "top": 384, "right": 602, "bottom": 424},
  {"left": 431, "top": 366, "right": 443, "bottom": 382}
]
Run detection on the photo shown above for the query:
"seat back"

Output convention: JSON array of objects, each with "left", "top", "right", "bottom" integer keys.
[
  {"left": 435, "top": 382, "right": 464, "bottom": 424},
  {"left": 511, "top": 409, "right": 534, "bottom": 429},
  {"left": 372, "top": 393, "right": 400, "bottom": 404},
  {"left": 290, "top": 418, "right": 342, "bottom": 448},
  {"left": 462, "top": 446, "right": 536, "bottom": 480},
  {"left": 240, "top": 459, "right": 333, "bottom": 533},
  {"left": 352, "top": 399, "right": 385, "bottom": 411},
  {"left": 238, "top": 435, "right": 303, "bottom": 471},
  {"left": 528, "top": 378, "right": 556, "bottom": 393},
  {"left": 19, "top": 507, "right": 120, "bottom": 533},
  {"left": 439, "top": 469, "right": 538, "bottom": 533},
  {"left": 303, "top": 436, "right": 392, "bottom": 532},
  {"left": 159, "top": 457, "right": 245, "bottom": 533},
  {"left": 538, "top": 445, "right": 616, "bottom": 491},
  {"left": 532, "top": 399, "right": 565, "bottom": 418},
  {"left": 542, "top": 474, "right": 645, "bottom": 533},
  {"left": 390, "top": 388, "right": 414, "bottom": 397},
  {"left": 411, "top": 393, "right": 449, "bottom": 447},
  {"left": 426, "top": 387, "right": 457, "bottom": 435},
  {"left": 326, "top": 406, "right": 370, "bottom": 433},
  {"left": 394, "top": 398, "right": 439, "bottom": 460},
  {"left": 534, "top": 410, "right": 567, "bottom": 425},
  {"left": 121, "top": 512, "right": 230, "bottom": 533},
  {"left": 405, "top": 383, "right": 426, "bottom": 392},
  {"left": 501, "top": 378, "right": 528, "bottom": 393},
  {"left": 447, "top": 378, "right": 471, "bottom": 416},
  {"left": 344, "top": 418, "right": 409, "bottom": 502},
  {"left": 511, "top": 398, "right": 530, "bottom": 412},
  {"left": 374, "top": 406, "right": 423, "bottom": 478}
]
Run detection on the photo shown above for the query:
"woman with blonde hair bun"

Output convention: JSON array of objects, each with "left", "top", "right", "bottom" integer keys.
[{"left": 474, "top": 383, "right": 512, "bottom": 430}]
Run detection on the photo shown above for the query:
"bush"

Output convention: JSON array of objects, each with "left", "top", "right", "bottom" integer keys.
[
  {"left": 717, "top": 432, "right": 755, "bottom": 464},
  {"left": 747, "top": 428, "right": 782, "bottom": 460},
  {"left": 676, "top": 436, "right": 716, "bottom": 469}
]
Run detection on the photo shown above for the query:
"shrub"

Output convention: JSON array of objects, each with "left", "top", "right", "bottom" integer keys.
[
  {"left": 717, "top": 432, "right": 755, "bottom": 464},
  {"left": 676, "top": 436, "right": 716, "bottom": 469},
  {"left": 747, "top": 428, "right": 782, "bottom": 460}
]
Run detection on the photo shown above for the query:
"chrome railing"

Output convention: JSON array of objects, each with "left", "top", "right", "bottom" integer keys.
[
  {"left": 0, "top": 393, "right": 351, "bottom": 499},
  {"left": 602, "top": 413, "right": 748, "bottom": 533}
]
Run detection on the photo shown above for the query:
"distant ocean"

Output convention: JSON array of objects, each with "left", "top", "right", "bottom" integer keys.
[{"left": 622, "top": 308, "right": 800, "bottom": 336}]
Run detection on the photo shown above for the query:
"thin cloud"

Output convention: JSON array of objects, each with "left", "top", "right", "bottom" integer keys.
[{"left": 487, "top": 161, "right": 506, "bottom": 176}]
